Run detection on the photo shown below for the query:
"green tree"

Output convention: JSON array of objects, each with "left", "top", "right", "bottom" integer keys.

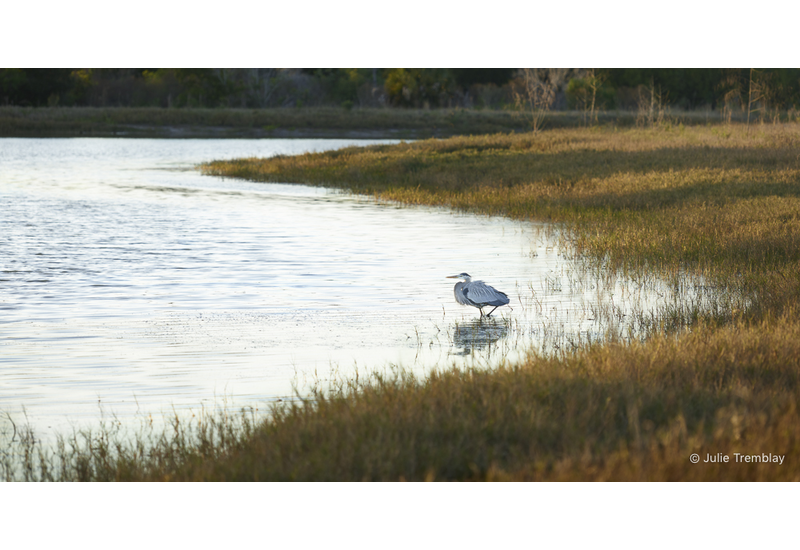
[
  {"left": 449, "top": 69, "right": 515, "bottom": 88},
  {"left": 173, "top": 69, "right": 237, "bottom": 107},
  {"left": 0, "top": 68, "right": 74, "bottom": 106},
  {"left": 303, "top": 69, "right": 372, "bottom": 105},
  {"left": 383, "top": 68, "right": 457, "bottom": 107},
  {"left": 0, "top": 69, "right": 27, "bottom": 104}
]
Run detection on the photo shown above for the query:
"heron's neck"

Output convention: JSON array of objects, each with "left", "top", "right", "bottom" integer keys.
[{"left": 461, "top": 277, "right": 472, "bottom": 283}]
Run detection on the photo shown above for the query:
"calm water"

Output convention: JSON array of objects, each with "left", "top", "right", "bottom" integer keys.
[{"left": 0, "top": 138, "right": 710, "bottom": 439}]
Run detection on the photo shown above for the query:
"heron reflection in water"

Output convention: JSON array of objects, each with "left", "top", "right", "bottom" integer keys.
[
  {"left": 446, "top": 273, "right": 510, "bottom": 317},
  {"left": 451, "top": 317, "right": 509, "bottom": 355}
]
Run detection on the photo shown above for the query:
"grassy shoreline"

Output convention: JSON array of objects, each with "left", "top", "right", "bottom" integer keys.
[
  {"left": 1, "top": 106, "right": 731, "bottom": 139},
  {"left": 204, "top": 125, "right": 800, "bottom": 321},
  {"left": 5, "top": 123, "right": 800, "bottom": 481}
]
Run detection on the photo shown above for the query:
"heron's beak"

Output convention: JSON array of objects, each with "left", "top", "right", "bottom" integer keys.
[{"left": 446, "top": 275, "right": 458, "bottom": 279}]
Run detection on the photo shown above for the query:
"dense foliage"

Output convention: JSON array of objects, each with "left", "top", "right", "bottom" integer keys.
[{"left": 3, "top": 68, "right": 799, "bottom": 112}]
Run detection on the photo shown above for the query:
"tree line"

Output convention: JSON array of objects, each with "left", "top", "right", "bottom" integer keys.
[{"left": 2, "top": 68, "right": 799, "bottom": 113}]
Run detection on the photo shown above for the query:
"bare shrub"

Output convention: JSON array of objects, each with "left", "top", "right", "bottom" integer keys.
[
  {"left": 747, "top": 68, "right": 765, "bottom": 129},
  {"left": 513, "top": 68, "right": 573, "bottom": 133},
  {"left": 567, "top": 69, "right": 607, "bottom": 126},
  {"left": 636, "top": 79, "right": 669, "bottom": 128}
]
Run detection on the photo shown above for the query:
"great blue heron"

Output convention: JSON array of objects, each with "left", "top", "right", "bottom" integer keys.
[{"left": 446, "top": 273, "right": 510, "bottom": 317}]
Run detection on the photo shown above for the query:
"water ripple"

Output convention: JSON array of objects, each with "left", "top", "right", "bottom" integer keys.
[{"left": 0, "top": 137, "right": 718, "bottom": 439}]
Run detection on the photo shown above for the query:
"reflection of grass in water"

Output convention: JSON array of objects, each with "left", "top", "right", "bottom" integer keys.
[{"left": 6, "top": 124, "right": 800, "bottom": 480}]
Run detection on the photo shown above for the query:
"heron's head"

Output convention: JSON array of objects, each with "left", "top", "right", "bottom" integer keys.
[{"left": 446, "top": 272, "right": 472, "bottom": 282}]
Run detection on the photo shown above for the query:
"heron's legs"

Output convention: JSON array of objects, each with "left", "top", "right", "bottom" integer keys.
[{"left": 486, "top": 306, "right": 500, "bottom": 317}]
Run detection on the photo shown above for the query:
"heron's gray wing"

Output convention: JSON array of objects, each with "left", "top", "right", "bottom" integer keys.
[
  {"left": 454, "top": 282, "right": 475, "bottom": 306},
  {"left": 464, "top": 281, "right": 510, "bottom": 306}
]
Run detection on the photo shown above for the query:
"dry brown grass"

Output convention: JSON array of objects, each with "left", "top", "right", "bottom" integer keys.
[{"left": 149, "top": 316, "right": 796, "bottom": 481}]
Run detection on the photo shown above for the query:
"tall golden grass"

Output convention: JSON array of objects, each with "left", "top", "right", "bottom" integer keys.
[{"left": 189, "top": 316, "right": 800, "bottom": 481}]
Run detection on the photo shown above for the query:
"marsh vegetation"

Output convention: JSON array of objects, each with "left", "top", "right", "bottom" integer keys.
[
  {"left": 0, "top": 105, "right": 733, "bottom": 139},
  {"left": 4, "top": 123, "right": 800, "bottom": 480}
]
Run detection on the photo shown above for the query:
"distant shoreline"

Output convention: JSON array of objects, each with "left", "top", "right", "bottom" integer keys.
[
  {"left": 0, "top": 106, "right": 730, "bottom": 139},
  {"left": 0, "top": 124, "right": 430, "bottom": 140}
]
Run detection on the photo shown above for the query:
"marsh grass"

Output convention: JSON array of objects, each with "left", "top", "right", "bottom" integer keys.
[
  {"left": 0, "top": 106, "right": 531, "bottom": 138},
  {"left": 0, "top": 106, "right": 754, "bottom": 138},
  {"left": 200, "top": 124, "right": 800, "bottom": 480},
  {"left": 4, "top": 315, "right": 800, "bottom": 481},
  {"left": 0, "top": 404, "right": 260, "bottom": 482},
  {"left": 257, "top": 316, "right": 800, "bottom": 481},
  {"left": 7, "top": 123, "right": 800, "bottom": 481},
  {"left": 204, "top": 124, "right": 800, "bottom": 321}
]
